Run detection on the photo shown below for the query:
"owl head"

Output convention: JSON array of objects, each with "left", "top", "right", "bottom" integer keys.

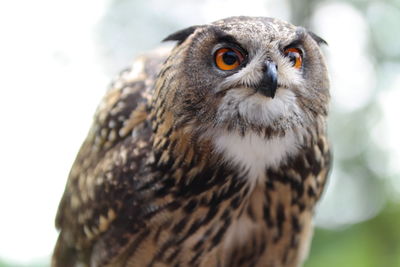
[{"left": 153, "top": 16, "right": 329, "bottom": 145}]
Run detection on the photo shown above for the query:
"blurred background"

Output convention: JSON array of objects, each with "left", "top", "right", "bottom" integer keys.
[{"left": 0, "top": 0, "right": 399, "bottom": 266}]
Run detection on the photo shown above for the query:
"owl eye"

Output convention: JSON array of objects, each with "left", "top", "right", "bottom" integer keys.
[
  {"left": 214, "top": 47, "right": 244, "bottom": 71},
  {"left": 284, "top": 47, "right": 303, "bottom": 69}
]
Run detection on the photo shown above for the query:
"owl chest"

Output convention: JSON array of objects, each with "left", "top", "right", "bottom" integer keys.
[
  {"left": 220, "top": 180, "right": 314, "bottom": 267},
  {"left": 125, "top": 159, "right": 317, "bottom": 267}
]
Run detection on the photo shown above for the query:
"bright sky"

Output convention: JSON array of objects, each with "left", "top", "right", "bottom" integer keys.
[
  {"left": 0, "top": 0, "right": 399, "bottom": 265},
  {"left": 0, "top": 0, "right": 109, "bottom": 264}
]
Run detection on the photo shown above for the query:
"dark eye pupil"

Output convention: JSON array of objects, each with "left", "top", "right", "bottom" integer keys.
[
  {"left": 222, "top": 51, "right": 238, "bottom": 65},
  {"left": 287, "top": 52, "right": 298, "bottom": 65}
]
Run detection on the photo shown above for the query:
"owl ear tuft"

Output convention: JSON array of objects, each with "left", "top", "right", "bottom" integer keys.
[
  {"left": 308, "top": 31, "right": 328, "bottom": 46},
  {"left": 163, "top": 26, "right": 201, "bottom": 44}
]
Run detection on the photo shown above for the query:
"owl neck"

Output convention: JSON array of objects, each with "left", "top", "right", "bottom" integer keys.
[
  {"left": 150, "top": 110, "right": 325, "bottom": 194},
  {"left": 151, "top": 109, "right": 207, "bottom": 156},
  {"left": 145, "top": 114, "right": 329, "bottom": 267}
]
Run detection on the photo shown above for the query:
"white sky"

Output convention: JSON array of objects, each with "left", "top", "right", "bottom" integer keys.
[
  {"left": 0, "top": 0, "right": 399, "bottom": 265},
  {"left": 0, "top": 0, "right": 109, "bottom": 264}
]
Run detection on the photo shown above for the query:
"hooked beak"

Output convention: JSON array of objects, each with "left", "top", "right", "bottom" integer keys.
[{"left": 256, "top": 61, "right": 278, "bottom": 98}]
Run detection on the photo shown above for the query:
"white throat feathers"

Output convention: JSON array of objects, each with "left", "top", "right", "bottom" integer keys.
[{"left": 214, "top": 129, "right": 303, "bottom": 185}]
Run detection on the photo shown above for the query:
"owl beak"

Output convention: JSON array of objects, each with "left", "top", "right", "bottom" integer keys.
[{"left": 256, "top": 61, "right": 278, "bottom": 99}]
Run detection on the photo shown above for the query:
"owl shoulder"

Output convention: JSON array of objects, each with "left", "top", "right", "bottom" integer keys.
[{"left": 53, "top": 46, "right": 172, "bottom": 266}]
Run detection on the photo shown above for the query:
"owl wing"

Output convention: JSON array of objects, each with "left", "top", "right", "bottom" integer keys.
[{"left": 53, "top": 47, "right": 172, "bottom": 267}]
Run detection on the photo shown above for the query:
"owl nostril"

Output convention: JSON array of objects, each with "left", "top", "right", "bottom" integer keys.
[{"left": 262, "top": 64, "right": 267, "bottom": 73}]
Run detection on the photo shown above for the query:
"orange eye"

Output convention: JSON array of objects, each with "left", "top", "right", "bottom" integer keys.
[
  {"left": 284, "top": 47, "right": 303, "bottom": 69},
  {"left": 214, "top": 47, "right": 244, "bottom": 71}
]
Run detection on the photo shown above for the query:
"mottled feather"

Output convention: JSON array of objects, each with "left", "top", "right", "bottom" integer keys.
[{"left": 53, "top": 16, "right": 331, "bottom": 267}]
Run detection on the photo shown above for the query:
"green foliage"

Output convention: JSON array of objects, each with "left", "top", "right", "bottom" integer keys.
[{"left": 306, "top": 203, "right": 400, "bottom": 267}]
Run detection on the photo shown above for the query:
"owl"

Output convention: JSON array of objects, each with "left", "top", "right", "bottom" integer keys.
[{"left": 53, "top": 16, "right": 331, "bottom": 267}]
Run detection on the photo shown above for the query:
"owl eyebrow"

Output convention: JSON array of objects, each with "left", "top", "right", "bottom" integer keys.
[
  {"left": 294, "top": 27, "right": 328, "bottom": 46},
  {"left": 286, "top": 28, "right": 307, "bottom": 48},
  {"left": 217, "top": 34, "right": 239, "bottom": 45},
  {"left": 212, "top": 28, "right": 240, "bottom": 46}
]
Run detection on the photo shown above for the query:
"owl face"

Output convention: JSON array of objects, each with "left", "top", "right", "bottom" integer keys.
[{"left": 159, "top": 16, "right": 329, "bottom": 139}]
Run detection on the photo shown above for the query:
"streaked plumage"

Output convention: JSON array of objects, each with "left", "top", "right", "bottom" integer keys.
[{"left": 53, "top": 16, "right": 331, "bottom": 267}]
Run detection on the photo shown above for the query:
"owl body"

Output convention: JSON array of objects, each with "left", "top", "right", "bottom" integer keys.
[{"left": 53, "top": 17, "right": 331, "bottom": 267}]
